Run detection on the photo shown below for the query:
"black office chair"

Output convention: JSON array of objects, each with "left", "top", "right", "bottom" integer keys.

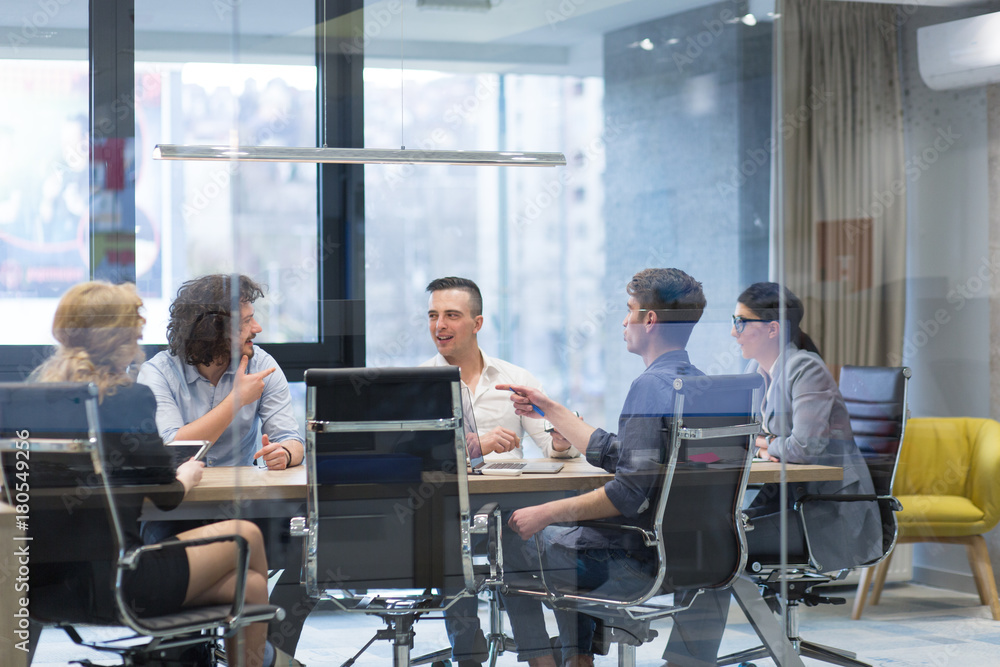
[
  {"left": 0, "top": 382, "right": 283, "bottom": 666},
  {"left": 502, "top": 373, "right": 768, "bottom": 667},
  {"left": 839, "top": 365, "right": 911, "bottom": 620},
  {"left": 292, "top": 366, "right": 496, "bottom": 667},
  {"left": 718, "top": 366, "right": 911, "bottom": 667}
]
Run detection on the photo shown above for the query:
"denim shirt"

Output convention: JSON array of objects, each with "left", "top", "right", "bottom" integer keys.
[
  {"left": 552, "top": 349, "right": 703, "bottom": 554},
  {"left": 137, "top": 347, "right": 302, "bottom": 467}
]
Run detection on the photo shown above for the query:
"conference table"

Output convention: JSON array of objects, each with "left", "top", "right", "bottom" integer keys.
[
  {"left": 153, "top": 457, "right": 838, "bottom": 667},
  {"left": 174, "top": 457, "right": 842, "bottom": 506},
  {"left": 0, "top": 460, "right": 839, "bottom": 667}
]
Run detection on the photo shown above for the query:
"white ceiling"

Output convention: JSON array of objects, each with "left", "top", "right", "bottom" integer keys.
[{"left": 0, "top": 0, "right": 991, "bottom": 74}]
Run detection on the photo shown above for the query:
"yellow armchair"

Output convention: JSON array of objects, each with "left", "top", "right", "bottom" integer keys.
[{"left": 855, "top": 417, "right": 1000, "bottom": 620}]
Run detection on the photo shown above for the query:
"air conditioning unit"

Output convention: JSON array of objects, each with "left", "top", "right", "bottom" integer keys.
[{"left": 917, "top": 10, "right": 1000, "bottom": 90}]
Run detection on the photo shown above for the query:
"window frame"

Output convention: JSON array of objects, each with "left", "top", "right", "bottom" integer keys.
[{"left": 0, "top": 0, "right": 363, "bottom": 382}]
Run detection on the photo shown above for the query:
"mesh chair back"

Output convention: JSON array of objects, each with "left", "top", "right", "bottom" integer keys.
[
  {"left": 658, "top": 373, "right": 762, "bottom": 593},
  {"left": 303, "top": 366, "right": 471, "bottom": 595}
]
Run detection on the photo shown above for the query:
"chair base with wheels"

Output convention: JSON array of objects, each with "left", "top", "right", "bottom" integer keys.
[
  {"left": 719, "top": 571, "right": 870, "bottom": 667},
  {"left": 53, "top": 601, "right": 282, "bottom": 667}
]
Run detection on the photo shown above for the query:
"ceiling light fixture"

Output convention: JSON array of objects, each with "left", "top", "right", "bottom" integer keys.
[{"left": 152, "top": 145, "right": 567, "bottom": 167}]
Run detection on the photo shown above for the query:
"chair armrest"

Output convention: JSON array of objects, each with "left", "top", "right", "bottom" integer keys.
[
  {"left": 121, "top": 533, "right": 251, "bottom": 626},
  {"left": 471, "top": 502, "right": 503, "bottom": 584},
  {"left": 472, "top": 502, "right": 500, "bottom": 534},
  {"left": 549, "top": 520, "right": 657, "bottom": 547},
  {"left": 794, "top": 494, "right": 902, "bottom": 512}
]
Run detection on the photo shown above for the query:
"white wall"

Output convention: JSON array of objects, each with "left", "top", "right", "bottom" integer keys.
[{"left": 900, "top": 3, "right": 999, "bottom": 592}]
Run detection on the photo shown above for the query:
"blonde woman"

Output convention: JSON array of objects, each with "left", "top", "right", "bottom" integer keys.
[{"left": 32, "top": 281, "right": 272, "bottom": 667}]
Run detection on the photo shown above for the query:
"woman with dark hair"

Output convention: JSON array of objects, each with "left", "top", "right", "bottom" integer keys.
[
  {"left": 728, "top": 282, "right": 880, "bottom": 562},
  {"left": 32, "top": 281, "right": 273, "bottom": 667},
  {"left": 663, "top": 282, "right": 881, "bottom": 666}
]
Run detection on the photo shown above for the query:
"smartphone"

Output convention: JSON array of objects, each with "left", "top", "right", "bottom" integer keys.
[{"left": 544, "top": 411, "right": 580, "bottom": 433}]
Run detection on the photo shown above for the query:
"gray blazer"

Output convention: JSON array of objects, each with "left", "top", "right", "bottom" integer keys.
[{"left": 749, "top": 345, "right": 882, "bottom": 571}]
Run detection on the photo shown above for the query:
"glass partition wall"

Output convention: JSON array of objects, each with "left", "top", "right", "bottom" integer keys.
[{"left": 4, "top": 0, "right": 1000, "bottom": 664}]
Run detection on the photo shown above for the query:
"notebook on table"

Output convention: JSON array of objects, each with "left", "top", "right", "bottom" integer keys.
[{"left": 461, "top": 386, "right": 564, "bottom": 476}]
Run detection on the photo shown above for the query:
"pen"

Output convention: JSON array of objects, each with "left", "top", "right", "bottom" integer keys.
[{"left": 509, "top": 388, "right": 545, "bottom": 416}]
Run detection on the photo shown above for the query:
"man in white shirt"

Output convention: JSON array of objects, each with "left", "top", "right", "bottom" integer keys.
[
  {"left": 422, "top": 276, "right": 579, "bottom": 460},
  {"left": 422, "top": 276, "right": 579, "bottom": 666}
]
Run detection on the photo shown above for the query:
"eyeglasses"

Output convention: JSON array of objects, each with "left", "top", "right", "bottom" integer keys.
[
  {"left": 625, "top": 307, "right": 653, "bottom": 322},
  {"left": 732, "top": 315, "right": 772, "bottom": 334}
]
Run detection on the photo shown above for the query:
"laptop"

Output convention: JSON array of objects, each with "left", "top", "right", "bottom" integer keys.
[{"left": 462, "top": 386, "right": 565, "bottom": 476}]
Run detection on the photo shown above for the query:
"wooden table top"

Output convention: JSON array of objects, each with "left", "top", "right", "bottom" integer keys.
[{"left": 182, "top": 458, "right": 842, "bottom": 503}]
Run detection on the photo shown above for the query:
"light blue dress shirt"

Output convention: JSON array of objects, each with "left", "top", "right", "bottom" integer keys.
[{"left": 137, "top": 346, "right": 302, "bottom": 467}]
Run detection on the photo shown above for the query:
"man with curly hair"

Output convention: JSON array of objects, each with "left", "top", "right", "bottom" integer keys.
[
  {"left": 138, "top": 274, "right": 310, "bottom": 665},
  {"left": 138, "top": 273, "right": 302, "bottom": 468}
]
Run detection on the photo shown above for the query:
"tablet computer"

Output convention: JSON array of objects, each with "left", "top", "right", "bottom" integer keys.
[{"left": 165, "top": 439, "right": 213, "bottom": 465}]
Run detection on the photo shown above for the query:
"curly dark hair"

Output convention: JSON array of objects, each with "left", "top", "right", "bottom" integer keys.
[
  {"left": 626, "top": 268, "right": 706, "bottom": 347},
  {"left": 166, "top": 274, "right": 265, "bottom": 367}
]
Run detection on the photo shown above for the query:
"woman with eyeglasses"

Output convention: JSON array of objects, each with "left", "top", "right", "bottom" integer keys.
[
  {"left": 663, "top": 282, "right": 881, "bottom": 666},
  {"left": 729, "top": 281, "right": 880, "bottom": 567}
]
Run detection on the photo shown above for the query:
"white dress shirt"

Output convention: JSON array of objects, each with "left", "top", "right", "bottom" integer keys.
[{"left": 421, "top": 350, "right": 579, "bottom": 460}]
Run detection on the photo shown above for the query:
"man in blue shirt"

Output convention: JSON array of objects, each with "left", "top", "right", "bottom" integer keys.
[
  {"left": 138, "top": 274, "right": 308, "bottom": 665},
  {"left": 499, "top": 268, "right": 706, "bottom": 667},
  {"left": 138, "top": 273, "right": 302, "bottom": 468}
]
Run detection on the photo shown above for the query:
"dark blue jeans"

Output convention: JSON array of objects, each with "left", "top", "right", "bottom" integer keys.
[
  {"left": 444, "top": 596, "right": 488, "bottom": 664},
  {"left": 500, "top": 526, "right": 656, "bottom": 664}
]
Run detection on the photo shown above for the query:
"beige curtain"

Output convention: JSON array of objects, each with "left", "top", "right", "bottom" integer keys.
[{"left": 776, "top": 0, "right": 906, "bottom": 368}]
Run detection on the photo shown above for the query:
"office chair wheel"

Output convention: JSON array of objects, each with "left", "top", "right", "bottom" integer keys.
[
  {"left": 738, "top": 663, "right": 757, "bottom": 667},
  {"left": 430, "top": 662, "right": 449, "bottom": 667}
]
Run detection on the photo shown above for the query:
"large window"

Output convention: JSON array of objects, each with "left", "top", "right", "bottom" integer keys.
[
  {"left": 134, "top": 2, "right": 320, "bottom": 346},
  {"left": 0, "top": 0, "right": 355, "bottom": 378},
  {"left": 362, "top": 1, "right": 771, "bottom": 428},
  {"left": 0, "top": 59, "right": 89, "bottom": 344}
]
